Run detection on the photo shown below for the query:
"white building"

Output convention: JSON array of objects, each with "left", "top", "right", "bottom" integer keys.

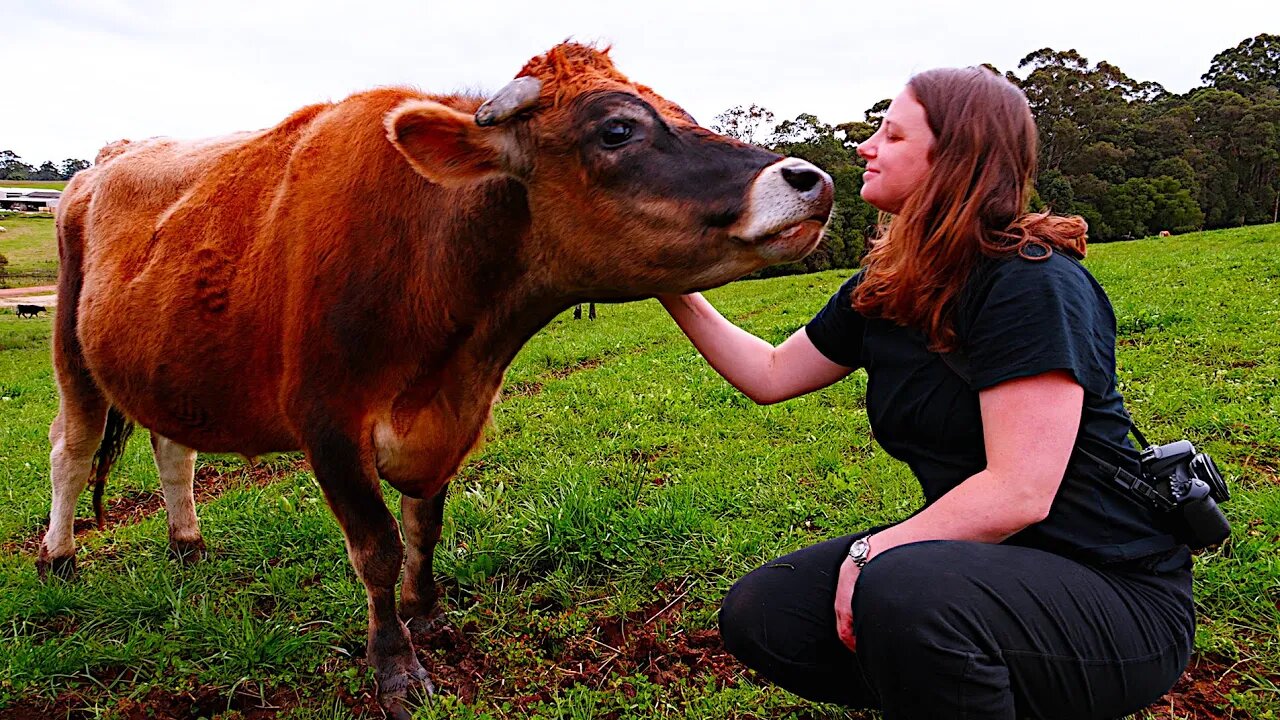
[{"left": 0, "top": 187, "right": 61, "bottom": 212}]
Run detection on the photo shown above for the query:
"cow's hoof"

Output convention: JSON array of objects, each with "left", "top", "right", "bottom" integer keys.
[
  {"left": 169, "top": 537, "right": 207, "bottom": 564},
  {"left": 36, "top": 551, "right": 77, "bottom": 581},
  {"left": 377, "top": 663, "right": 435, "bottom": 720},
  {"left": 36, "top": 546, "right": 77, "bottom": 581}
]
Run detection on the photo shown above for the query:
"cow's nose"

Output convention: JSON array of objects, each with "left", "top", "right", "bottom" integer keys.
[
  {"left": 781, "top": 166, "right": 822, "bottom": 193},
  {"left": 728, "top": 157, "right": 835, "bottom": 242},
  {"left": 774, "top": 158, "right": 832, "bottom": 204}
]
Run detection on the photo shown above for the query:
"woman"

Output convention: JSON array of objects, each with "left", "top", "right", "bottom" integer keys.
[{"left": 659, "top": 68, "right": 1193, "bottom": 719}]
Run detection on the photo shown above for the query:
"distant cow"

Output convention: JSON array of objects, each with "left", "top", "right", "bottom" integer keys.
[
  {"left": 39, "top": 42, "right": 832, "bottom": 717},
  {"left": 573, "top": 302, "right": 597, "bottom": 320},
  {"left": 16, "top": 304, "right": 46, "bottom": 318},
  {"left": 1159, "top": 230, "right": 1171, "bottom": 237}
]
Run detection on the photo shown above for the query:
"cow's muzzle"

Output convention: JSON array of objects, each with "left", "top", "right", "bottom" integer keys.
[{"left": 730, "top": 158, "right": 834, "bottom": 245}]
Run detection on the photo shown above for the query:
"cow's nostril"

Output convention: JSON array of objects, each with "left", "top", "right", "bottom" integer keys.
[{"left": 781, "top": 167, "right": 821, "bottom": 193}]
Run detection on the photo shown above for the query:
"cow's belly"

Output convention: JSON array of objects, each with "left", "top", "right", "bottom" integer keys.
[{"left": 77, "top": 260, "right": 295, "bottom": 455}]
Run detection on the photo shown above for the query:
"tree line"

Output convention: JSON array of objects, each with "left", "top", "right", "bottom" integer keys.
[
  {"left": 0, "top": 151, "right": 89, "bottom": 182},
  {"left": 716, "top": 33, "right": 1280, "bottom": 277},
  {"left": 4, "top": 34, "right": 1275, "bottom": 272}
]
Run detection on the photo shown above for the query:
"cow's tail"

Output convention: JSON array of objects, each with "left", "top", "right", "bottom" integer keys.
[{"left": 90, "top": 407, "right": 135, "bottom": 529}]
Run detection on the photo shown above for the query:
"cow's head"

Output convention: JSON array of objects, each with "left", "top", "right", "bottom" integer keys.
[{"left": 385, "top": 42, "right": 833, "bottom": 296}]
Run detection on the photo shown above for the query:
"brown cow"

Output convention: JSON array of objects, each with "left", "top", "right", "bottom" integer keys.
[{"left": 39, "top": 43, "right": 832, "bottom": 715}]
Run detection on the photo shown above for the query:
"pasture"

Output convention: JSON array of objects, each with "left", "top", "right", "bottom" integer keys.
[
  {"left": 0, "top": 181, "right": 69, "bottom": 191},
  {"left": 0, "top": 225, "right": 1277, "bottom": 719},
  {"left": 0, "top": 216, "right": 58, "bottom": 289}
]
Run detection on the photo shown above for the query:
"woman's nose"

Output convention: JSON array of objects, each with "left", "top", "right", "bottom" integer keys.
[{"left": 857, "top": 141, "right": 874, "bottom": 160}]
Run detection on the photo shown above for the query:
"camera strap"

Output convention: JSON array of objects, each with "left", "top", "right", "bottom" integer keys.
[
  {"left": 1075, "top": 446, "right": 1177, "bottom": 511},
  {"left": 937, "top": 351, "right": 1176, "bottom": 512}
]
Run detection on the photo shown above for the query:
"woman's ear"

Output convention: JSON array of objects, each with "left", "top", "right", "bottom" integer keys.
[{"left": 385, "top": 100, "right": 515, "bottom": 187}]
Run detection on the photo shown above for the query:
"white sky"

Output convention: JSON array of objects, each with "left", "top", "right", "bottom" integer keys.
[{"left": 4, "top": 0, "right": 1276, "bottom": 164}]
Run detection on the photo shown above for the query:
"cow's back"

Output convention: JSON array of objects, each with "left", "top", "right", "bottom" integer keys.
[{"left": 74, "top": 103, "right": 332, "bottom": 454}]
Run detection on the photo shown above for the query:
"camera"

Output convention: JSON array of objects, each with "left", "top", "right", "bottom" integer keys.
[{"left": 1140, "top": 440, "right": 1231, "bottom": 550}]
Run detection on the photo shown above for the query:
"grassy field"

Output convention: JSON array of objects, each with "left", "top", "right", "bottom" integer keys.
[
  {"left": 0, "top": 226, "right": 1277, "bottom": 718},
  {"left": 0, "top": 216, "right": 58, "bottom": 288},
  {"left": 0, "top": 181, "right": 68, "bottom": 191}
]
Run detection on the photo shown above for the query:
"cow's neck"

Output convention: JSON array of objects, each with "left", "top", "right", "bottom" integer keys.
[{"left": 402, "top": 178, "right": 574, "bottom": 380}]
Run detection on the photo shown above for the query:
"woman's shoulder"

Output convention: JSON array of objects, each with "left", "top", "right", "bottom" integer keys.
[
  {"left": 971, "top": 249, "right": 1104, "bottom": 302},
  {"left": 959, "top": 249, "right": 1113, "bottom": 332},
  {"left": 957, "top": 247, "right": 1119, "bottom": 395}
]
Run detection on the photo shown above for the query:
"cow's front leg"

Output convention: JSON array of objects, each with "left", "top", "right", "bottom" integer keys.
[
  {"left": 399, "top": 485, "right": 449, "bottom": 623},
  {"left": 308, "top": 432, "right": 432, "bottom": 719}
]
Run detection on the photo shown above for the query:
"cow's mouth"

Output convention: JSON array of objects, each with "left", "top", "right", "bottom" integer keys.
[{"left": 751, "top": 217, "right": 827, "bottom": 261}]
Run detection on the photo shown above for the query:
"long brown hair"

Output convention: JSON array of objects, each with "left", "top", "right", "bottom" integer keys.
[{"left": 851, "top": 67, "right": 1088, "bottom": 352}]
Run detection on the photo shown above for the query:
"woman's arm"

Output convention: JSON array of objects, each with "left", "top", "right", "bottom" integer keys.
[
  {"left": 834, "top": 370, "right": 1083, "bottom": 650},
  {"left": 868, "top": 369, "right": 1083, "bottom": 549},
  {"left": 659, "top": 293, "right": 853, "bottom": 404}
]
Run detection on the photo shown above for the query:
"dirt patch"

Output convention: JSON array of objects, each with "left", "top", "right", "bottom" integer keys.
[
  {"left": 6, "top": 457, "right": 309, "bottom": 556},
  {"left": 499, "top": 357, "right": 607, "bottom": 402},
  {"left": 0, "top": 682, "right": 346, "bottom": 720},
  {"left": 548, "top": 357, "right": 605, "bottom": 380},
  {"left": 1144, "top": 652, "right": 1253, "bottom": 719},
  {"left": 0, "top": 284, "right": 56, "bottom": 299},
  {"left": 482, "top": 579, "right": 744, "bottom": 709},
  {"left": 624, "top": 445, "right": 670, "bottom": 466},
  {"left": 504, "top": 380, "right": 544, "bottom": 398},
  {"left": 412, "top": 615, "right": 497, "bottom": 703},
  {"left": 1237, "top": 455, "right": 1280, "bottom": 485},
  {"left": 339, "top": 579, "right": 742, "bottom": 711}
]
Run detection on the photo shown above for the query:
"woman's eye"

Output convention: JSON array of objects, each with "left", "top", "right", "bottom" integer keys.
[{"left": 600, "top": 119, "right": 634, "bottom": 148}]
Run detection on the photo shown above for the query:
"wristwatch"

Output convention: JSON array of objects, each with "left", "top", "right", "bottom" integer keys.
[{"left": 848, "top": 535, "right": 873, "bottom": 568}]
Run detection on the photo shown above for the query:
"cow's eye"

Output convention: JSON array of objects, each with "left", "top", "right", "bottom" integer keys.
[{"left": 599, "top": 119, "right": 634, "bottom": 148}]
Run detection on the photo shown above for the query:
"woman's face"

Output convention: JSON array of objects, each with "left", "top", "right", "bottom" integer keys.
[{"left": 857, "top": 87, "right": 935, "bottom": 214}]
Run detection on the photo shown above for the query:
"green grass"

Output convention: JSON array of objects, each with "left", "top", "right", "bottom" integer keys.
[
  {"left": 0, "top": 180, "right": 68, "bottom": 191},
  {"left": 0, "top": 216, "right": 57, "bottom": 288},
  {"left": 0, "top": 225, "right": 1278, "bottom": 718}
]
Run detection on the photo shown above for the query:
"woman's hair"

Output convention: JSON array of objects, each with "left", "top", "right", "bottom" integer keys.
[{"left": 851, "top": 66, "right": 1088, "bottom": 352}]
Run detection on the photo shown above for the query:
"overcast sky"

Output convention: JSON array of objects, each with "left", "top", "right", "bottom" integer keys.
[{"left": 4, "top": 0, "right": 1275, "bottom": 164}]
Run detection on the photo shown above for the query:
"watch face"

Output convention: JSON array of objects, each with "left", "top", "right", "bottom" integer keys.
[{"left": 852, "top": 538, "right": 869, "bottom": 560}]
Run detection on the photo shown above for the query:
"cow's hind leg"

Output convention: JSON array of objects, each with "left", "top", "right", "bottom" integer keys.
[
  {"left": 399, "top": 485, "right": 449, "bottom": 623},
  {"left": 39, "top": 392, "right": 109, "bottom": 579},
  {"left": 308, "top": 431, "right": 432, "bottom": 719},
  {"left": 149, "top": 433, "right": 205, "bottom": 562}
]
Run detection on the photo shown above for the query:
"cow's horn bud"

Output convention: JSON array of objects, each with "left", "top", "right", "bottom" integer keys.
[{"left": 475, "top": 77, "right": 543, "bottom": 127}]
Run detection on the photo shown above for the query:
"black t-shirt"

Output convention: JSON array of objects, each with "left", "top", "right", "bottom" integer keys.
[{"left": 806, "top": 252, "right": 1178, "bottom": 564}]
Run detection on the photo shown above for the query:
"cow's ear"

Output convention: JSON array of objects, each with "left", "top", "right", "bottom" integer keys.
[{"left": 385, "top": 100, "right": 513, "bottom": 187}]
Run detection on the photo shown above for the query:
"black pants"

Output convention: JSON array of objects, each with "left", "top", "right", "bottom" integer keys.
[{"left": 719, "top": 534, "right": 1194, "bottom": 720}]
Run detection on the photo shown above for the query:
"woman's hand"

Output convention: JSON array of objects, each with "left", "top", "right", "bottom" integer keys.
[{"left": 834, "top": 555, "right": 861, "bottom": 652}]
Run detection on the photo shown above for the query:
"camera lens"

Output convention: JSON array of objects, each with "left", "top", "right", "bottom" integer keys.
[
  {"left": 1192, "top": 454, "right": 1230, "bottom": 502},
  {"left": 1179, "top": 495, "right": 1231, "bottom": 550}
]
